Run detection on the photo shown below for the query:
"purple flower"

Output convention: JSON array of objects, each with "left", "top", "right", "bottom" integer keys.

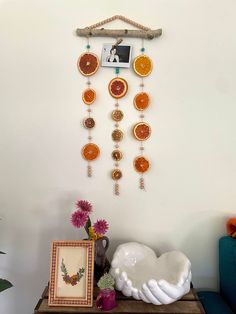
[
  {"left": 71, "top": 210, "right": 88, "bottom": 228},
  {"left": 93, "top": 219, "right": 109, "bottom": 235},
  {"left": 76, "top": 200, "right": 93, "bottom": 214}
]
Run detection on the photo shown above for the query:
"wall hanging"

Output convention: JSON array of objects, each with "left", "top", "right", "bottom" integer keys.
[
  {"left": 76, "top": 15, "right": 162, "bottom": 195},
  {"left": 78, "top": 41, "right": 100, "bottom": 178}
]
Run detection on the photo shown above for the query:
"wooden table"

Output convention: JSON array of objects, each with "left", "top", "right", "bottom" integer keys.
[{"left": 34, "top": 286, "right": 205, "bottom": 314}]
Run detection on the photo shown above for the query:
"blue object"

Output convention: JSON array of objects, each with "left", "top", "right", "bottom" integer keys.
[
  {"left": 86, "top": 44, "right": 91, "bottom": 49},
  {"left": 115, "top": 67, "right": 120, "bottom": 74},
  {"left": 198, "top": 236, "right": 236, "bottom": 313},
  {"left": 141, "top": 47, "right": 145, "bottom": 52}
]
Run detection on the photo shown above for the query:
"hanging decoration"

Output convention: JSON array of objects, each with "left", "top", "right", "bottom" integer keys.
[
  {"left": 108, "top": 67, "right": 128, "bottom": 196},
  {"left": 132, "top": 40, "right": 153, "bottom": 190},
  {"left": 76, "top": 15, "right": 162, "bottom": 193},
  {"left": 77, "top": 38, "right": 100, "bottom": 177}
]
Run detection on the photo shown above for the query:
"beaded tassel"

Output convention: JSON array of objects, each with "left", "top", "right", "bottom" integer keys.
[
  {"left": 114, "top": 182, "right": 120, "bottom": 195},
  {"left": 87, "top": 164, "right": 92, "bottom": 177},
  {"left": 139, "top": 177, "right": 145, "bottom": 190}
]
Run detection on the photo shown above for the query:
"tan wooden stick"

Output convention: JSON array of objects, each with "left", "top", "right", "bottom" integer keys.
[
  {"left": 76, "top": 15, "right": 162, "bottom": 40},
  {"left": 76, "top": 28, "right": 162, "bottom": 40}
]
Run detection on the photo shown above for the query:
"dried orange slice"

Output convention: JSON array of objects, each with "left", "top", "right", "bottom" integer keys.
[
  {"left": 111, "top": 110, "right": 124, "bottom": 121},
  {"left": 82, "top": 143, "right": 100, "bottom": 161},
  {"left": 134, "top": 156, "right": 150, "bottom": 173},
  {"left": 112, "top": 150, "right": 123, "bottom": 161},
  {"left": 83, "top": 117, "right": 95, "bottom": 129},
  {"left": 111, "top": 169, "right": 122, "bottom": 180},
  {"left": 134, "top": 92, "right": 150, "bottom": 111},
  {"left": 112, "top": 129, "right": 123, "bottom": 141},
  {"left": 77, "top": 53, "right": 99, "bottom": 76},
  {"left": 133, "top": 122, "right": 151, "bottom": 141},
  {"left": 133, "top": 55, "right": 153, "bottom": 77},
  {"left": 82, "top": 89, "right": 96, "bottom": 105},
  {"left": 108, "top": 78, "right": 128, "bottom": 99}
]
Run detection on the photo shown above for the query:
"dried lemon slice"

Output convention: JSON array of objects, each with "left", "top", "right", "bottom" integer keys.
[
  {"left": 133, "top": 55, "right": 153, "bottom": 77},
  {"left": 77, "top": 53, "right": 99, "bottom": 76}
]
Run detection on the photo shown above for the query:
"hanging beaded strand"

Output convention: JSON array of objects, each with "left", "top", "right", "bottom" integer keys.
[
  {"left": 85, "top": 38, "right": 92, "bottom": 177},
  {"left": 109, "top": 66, "right": 128, "bottom": 196},
  {"left": 78, "top": 37, "right": 100, "bottom": 177},
  {"left": 133, "top": 38, "right": 152, "bottom": 190}
]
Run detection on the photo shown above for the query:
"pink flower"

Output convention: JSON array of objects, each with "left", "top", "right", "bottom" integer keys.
[
  {"left": 93, "top": 219, "right": 109, "bottom": 235},
  {"left": 71, "top": 210, "right": 88, "bottom": 228},
  {"left": 76, "top": 200, "right": 93, "bottom": 214}
]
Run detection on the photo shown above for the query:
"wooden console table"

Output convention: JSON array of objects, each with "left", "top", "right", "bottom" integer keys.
[{"left": 34, "top": 285, "right": 205, "bottom": 314}]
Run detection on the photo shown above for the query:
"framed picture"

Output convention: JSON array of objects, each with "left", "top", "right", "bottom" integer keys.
[
  {"left": 49, "top": 240, "right": 94, "bottom": 307},
  {"left": 101, "top": 44, "right": 132, "bottom": 68}
]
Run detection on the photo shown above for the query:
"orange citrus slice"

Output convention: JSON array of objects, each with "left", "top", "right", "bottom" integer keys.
[
  {"left": 108, "top": 78, "right": 128, "bottom": 99},
  {"left": 133, "top": 55, "right": 153, "bottom": 77},
  {"left": 134, "top": 92, "right": 150, "bottom": 111},
  {"left": 111, "top": 150, "right": 123, "bottom": 161},
  {"left": 83, "top": 117, "right": 95, "bottom": 129},
  {"left": 111, "top": 169, "right": 122, "bottom": 180},
  {"left": 133, "top": 122, "right": 151, "bottom": 141},
  {"left": 134, "top": 156, "right": 150, "bottom": 173},
  {"left": 112, "top": 129, "right": 123, "bottom": 141},
  {"left": 82, "top": 143, "right": 100, "bottom": 161},
  {"left": 77, "top": 53, "right": 99, "bottom": 76},
  {"left": 111, "top": 110, "right": 124, "bottom": 121},
  {"left": 82, "top": 89, "right": 96, "bottom": 105}
]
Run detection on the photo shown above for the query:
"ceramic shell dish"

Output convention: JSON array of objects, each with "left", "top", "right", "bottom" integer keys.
[{"left": 110, "top": 242, "right": 192, "bottom": 305}]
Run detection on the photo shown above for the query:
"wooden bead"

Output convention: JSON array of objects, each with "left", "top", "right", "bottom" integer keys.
[
  {"left": 139, "top": 177, "right": 145, "bottom": 190},
  {"left": 114, "top": 183, "right": 120, "bottom": 196},
  {"left": 87, "top": 165, "right": 92, "bottom": 177}
]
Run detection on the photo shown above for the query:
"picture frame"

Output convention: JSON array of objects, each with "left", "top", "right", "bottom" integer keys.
[
  {"left": 101, "top": 44, "right": 132, "bottom": 68},
  {"left": 49, "top": 240, "right": 94, "bottom": 307}
]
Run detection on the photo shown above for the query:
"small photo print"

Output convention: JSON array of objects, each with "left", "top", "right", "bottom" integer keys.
[{"left": 101, "top": 44, "right": 132, "bottom": 68}]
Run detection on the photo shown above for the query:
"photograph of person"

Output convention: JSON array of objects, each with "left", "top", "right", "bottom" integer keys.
[
  {"left": 102, "top": 44, "right": 132, "bottom": 68},
  {"left": 106, "top": 45, "right": 120, "bottom": 63}
]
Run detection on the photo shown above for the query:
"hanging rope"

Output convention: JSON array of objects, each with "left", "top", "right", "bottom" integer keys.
[{"left": 87, "top": 15, "right": 151, "bottom": 31}]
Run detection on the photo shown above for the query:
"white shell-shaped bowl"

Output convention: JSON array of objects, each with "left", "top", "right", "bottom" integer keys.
[{"left": 110, "top": 242, "right": 192, "bottom": 305}]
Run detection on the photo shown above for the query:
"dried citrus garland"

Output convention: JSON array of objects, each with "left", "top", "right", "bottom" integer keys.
[
  {"left": 109, "top": 68, "right": 128, "bottom": 196},
  {"left": 78, "top": 38, "right": 100, "bottom": 177},
  {"left": 133, "top": 40, "right": 152, "bottom": 190}
]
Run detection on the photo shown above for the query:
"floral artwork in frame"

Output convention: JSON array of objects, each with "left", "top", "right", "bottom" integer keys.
[{"left": 49, "top": 240, "right": 94, "bottom": 307}]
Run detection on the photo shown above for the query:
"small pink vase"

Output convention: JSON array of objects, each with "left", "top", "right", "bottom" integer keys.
[{"left": 96, "top": 289, "right": 117, "bottom": 311}]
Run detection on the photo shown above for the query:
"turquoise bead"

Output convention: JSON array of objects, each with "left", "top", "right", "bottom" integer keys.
[
  {"left": 86, "top": 44, "right": 91, "bottom": 49},
  {"left": 115, "top": 67, "right": 120, "bottom": 74},
  {"left": 141, "top": 47, "right": 145, "bottom": 52}
]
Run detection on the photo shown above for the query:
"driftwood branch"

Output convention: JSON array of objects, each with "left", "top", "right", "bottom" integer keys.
[{"left": 76, "top": 28, "right": 162, "bottom": 40}]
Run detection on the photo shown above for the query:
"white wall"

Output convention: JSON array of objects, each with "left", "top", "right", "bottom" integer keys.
[{"left": 0, "top": 0, "right": 236, "bottom": 313}]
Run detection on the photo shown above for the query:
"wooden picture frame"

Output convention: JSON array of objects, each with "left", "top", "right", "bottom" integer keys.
[{"left": 49, "top": 240, "right": 94, "bottom": 307}]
